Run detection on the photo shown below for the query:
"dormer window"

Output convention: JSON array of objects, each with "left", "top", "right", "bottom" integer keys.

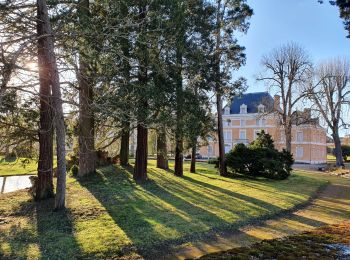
[
  {"left": 258, "top": 104, "right": 265, "bottom": 113},
  {"left": 224, "top": 106, "right": 230, "bottom": 115},
  {"left": 240, "top": 104, "right": 247, "bottom": 114}
]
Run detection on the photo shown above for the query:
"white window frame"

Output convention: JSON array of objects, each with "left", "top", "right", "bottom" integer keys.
[
  {"left": 224, "top": 130, "right": 232, "bottom": 142},
  {"left": 240, "top": 119, "right": 246, "bottom": 127},
  {"left": 240, "top": 104, "right": 247, "bottom": 114},
  {"left": 297, "top": 131, "right": 304, "bottom": 142},
  {"left": 224, "top": 143, "right": 232, "bottom": 153},
  {"left": 224, "top": 107, "right": 230, "bottom": 115},
  {"left": 296, "top": 147, "right": 304, "bottom": 159},
  {"left": 254, "top": 129, "right": 261, "bottom": 140},
  {"left": 239, "top": 130, "right": 246, "bottom": 140},
  {"left": 208, "top": 145, "right": 213, "bottom": 156},
  {"left": 258, "top": 104, "right": 265, "bottom": 113}
]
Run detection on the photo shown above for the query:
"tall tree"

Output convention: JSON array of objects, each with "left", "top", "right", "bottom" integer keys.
[
  {"left": 305, "top": 57, "right": 350, "bottom": 166},
  {"left": 210, "top": 0, "right": 252, "bottom": 176},
  {"left": 258, "top": 43, "right": 312, "bottom": 152},
  {"left": 134, "top": 3, "right": 149, "bottom": 181},
  {"left": 37, "top": 0, "right": 67, "bottom": 209},
  {"left": 77, "top": 0, "right": 96, "bottom": 177}
]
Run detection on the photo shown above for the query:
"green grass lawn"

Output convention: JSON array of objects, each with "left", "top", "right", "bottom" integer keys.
[
  {"left": 0, "top": 156, "right": 37, "bottom": 176},
  {"left": 0, "top": 160, "right": 327, "bottom": 259}
]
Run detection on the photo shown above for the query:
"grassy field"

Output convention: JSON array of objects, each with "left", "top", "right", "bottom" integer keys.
[
  {"left": 0, "top": 160, "right": 327, "bottom": 259},
  {"left": 0, "top": 157, "right": 37, "bottom": 176}
]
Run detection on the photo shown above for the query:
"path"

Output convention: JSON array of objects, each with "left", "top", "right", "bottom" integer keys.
[
  {"left": 164, "top": 172, "right": 350, "bottom": 259},
  {"left": 0, "top": 175, "right": 33, "bottom": 194}
]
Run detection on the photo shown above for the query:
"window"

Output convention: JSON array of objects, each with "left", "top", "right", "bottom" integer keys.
[
  {"left": 224, "top": 144, "right": 232, "bottom": 153},
  {"left": 224, "top": 107, "right": 230, "bottom": 115},
  {"left": 258, "top": 104, "right": 265, "bottom": 113},
  {"left": 240, "top": 104, "right": 247, "bottom": 114},
  {"left": 254, "top": 130, "right": 261, "bottom": 140},
  {"left": 256, "top": 119, "right": 260, "bottom": 126},
  {"left": 208, "top": 145, "right": 213, "bottom": 156},
  {"left": 280, "top": 130, "right": 285, "bottom": 142},
  {"left": 262, "top": 119, "right": 266, "bottom": 126},
  {"left": 207, "top": 136, "right": 213, "bottom": 142},
  {"left": 296, "top": 147, "right": 304, "bottom": 159},
  {"left": 224, "top": 119, "right": 231, "bottom": 127},
  {"left": 224, "top": 130, "right": 232, "bottom": 142},
  {"left": 297, "top": 131, "right": 303, "bottom": 142},
  {"left": 240, "top": 119, "right": 246, "bottom": 127},
  {"left": 239, "top": 130, "right": 246, "bottom": 140}
]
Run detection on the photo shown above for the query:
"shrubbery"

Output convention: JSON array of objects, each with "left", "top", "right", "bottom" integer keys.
[
  {"left": 226, "top": 131, "right": 294, "bottom": 180},
  {"left": 208, "top": 157, "right": 219, "bottom": 168},
  {"left": 341, "top": 145, "right": 350, "bottom": 162}
]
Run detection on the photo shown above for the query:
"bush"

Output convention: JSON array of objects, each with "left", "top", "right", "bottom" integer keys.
[
  {"left": 226, "top": 131, "right": 294, "bottom": 180},
  {"left": 341, "top": 145, "right": 350, "bottom": 162},
  {"left": 208, "top": 157, "right": 219, "bottom": 168},
  {"left": 71, "top": 164, "right": 79, "bottom": 177}
]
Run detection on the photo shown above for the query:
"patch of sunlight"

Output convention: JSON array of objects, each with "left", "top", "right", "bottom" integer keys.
[
  {"left": 26, "top": 244, "right": 40, "bottom": 259},
  {"left": 144, "top": 218, "right": 181, "bottom": 238},
  {"left": 243, "top": 226, "right": 287, "bottom": 240},
  {"left": 1, "top": 242, "right": 11, "bottom": 255},
  {"left": 75, "top": 215, "right": 131, "bottom": 254}
]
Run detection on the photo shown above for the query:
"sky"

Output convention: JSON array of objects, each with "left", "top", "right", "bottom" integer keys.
[{"left": 236, "top": 0, "right": 350, "bottom": 92}]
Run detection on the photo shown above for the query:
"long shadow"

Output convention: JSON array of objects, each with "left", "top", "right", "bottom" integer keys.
[
  {"left": 78, "top": 165, "right": 256, "bottom": 258},
  {"left": 181, "top": 174, "right": 285, "bottom": 213},
  {"left": 0, "top": 195, "right": 81, "bottom": 259}
]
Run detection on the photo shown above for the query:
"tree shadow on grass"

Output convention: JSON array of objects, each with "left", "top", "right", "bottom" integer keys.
[
  {"left": 77, "top": 166, "right": 244, "bottom": 257},
  {"left": 0, "top": 194, "right": 81, "bottom": 259},
  {"left": 77, "top": 165, "right": 285, "bottom": 258}
]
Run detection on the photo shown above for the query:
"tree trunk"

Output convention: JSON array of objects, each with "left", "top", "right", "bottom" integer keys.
[
  {"left": 120, "top": 122, "right": 130, "bottom": 166},
  {"left": 333, "top": 128, "right": 344, "bottom": 166},
  {"left": 134, "top": 123, "right": 148, "bottom": 181},
  {"left": 36, "top": 0, "right": 54, "bottom": 200},
  {"left": 190, "top": 145, "right": 196, "bottom": 173},
  {"left": 285, "top": 123, "right": 292, "bottom": 153},
  {"left": 134, "top": 4, "right": 149, "bottom": 181},
  {"left": 174, "top": 137, "right": 183, "bottom": 176},
  {"left": 216, "top": 93, "right": 227, "bottom": 176},
  {"left": 215, "top": 1, "right": 227, "bottom": 177},
  {"left": 37, "top": 0, "right": 67, "bottom": 210},
  {"left": 78, "top": 0, "right": 95, "bottom": 177},
  {"left": 156, "top": 128, "right": 168, "bottom": 170},
  {"left": 174, "top": 25, "right": 184, "bottom": 177}
]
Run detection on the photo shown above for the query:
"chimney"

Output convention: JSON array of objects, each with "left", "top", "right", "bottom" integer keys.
[
  {"left": 303, "top": 108, "right": 311, "bottom": 120},
  {"left": 274, "top": 95, "right": 280, "bottom": 111}
]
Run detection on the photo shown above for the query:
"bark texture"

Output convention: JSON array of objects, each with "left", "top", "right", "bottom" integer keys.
[
  {"left": 37, "top": 0, "right": 67, "bottom": 210},
  {"left": 216, "top": 93, "right": 227, "bottom": 176},
  {"left": 156, "top": 128, "right": 168, "bottom": 170},
  {"left": 190, "top": 145, "right": 196, "bottom": 173},
  {"left": 134, "top": 4, "right": 148, "bottom": 181},
  {"left": 36, "top": 0, "right": 54, "bottom": 200},
  {"left": 120, "top": 123, "right": 130, "bottom": 166},
  {"left": 134, "top": 123, "right": 148, "bottom": 181},
  {"left": 78, "top": 0, "right": 96, "bottom": 177},
  {"left": 333, "top": 127, "right": 344, "bottom": 166}
]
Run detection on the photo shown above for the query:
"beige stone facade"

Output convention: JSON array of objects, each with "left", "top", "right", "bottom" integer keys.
[{"left": 199, "top": 92, "right": 327, "bottom": 164}]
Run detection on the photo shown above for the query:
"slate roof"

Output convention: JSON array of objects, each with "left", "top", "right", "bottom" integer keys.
[{"left": 227, "top": 92, "right": 274, "bottom": 114}]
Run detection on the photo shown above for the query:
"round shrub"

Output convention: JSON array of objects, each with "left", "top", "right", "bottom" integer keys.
[{"left": 226, "top": 131, "right": 294, "bottom": 180}]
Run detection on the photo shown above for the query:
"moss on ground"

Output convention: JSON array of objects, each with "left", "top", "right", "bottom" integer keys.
[{"left": 200, "top": 222, "right": 350, "bottom": 259}]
